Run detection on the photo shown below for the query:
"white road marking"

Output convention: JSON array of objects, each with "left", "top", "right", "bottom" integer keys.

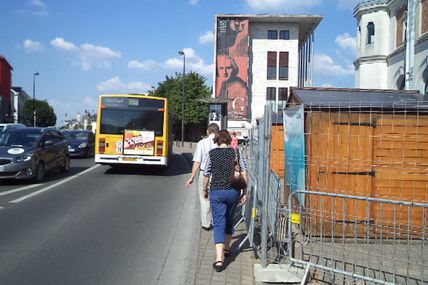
[
  {"left": 9, "top": 164, "right": 101, "bottom": 204},
  {"left": 0, "top": 184, "right": 42, "bottom": 197}
]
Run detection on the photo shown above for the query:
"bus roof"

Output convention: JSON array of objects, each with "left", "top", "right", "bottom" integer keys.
[{"left": 99, "top": 94, "right": 167, "bottom": 101}]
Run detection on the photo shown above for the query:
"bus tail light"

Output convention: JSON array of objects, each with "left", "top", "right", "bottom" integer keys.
[
  {"left": 156, "top": 140, "right": 163, "bottom": 156},
  {"left": 99, "top": 138, "right": 106, "bottom": 154}
]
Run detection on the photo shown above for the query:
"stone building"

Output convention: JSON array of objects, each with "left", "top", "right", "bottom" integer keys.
[{"left": 354, "top": 0, "right": 428, "bottom": 95}]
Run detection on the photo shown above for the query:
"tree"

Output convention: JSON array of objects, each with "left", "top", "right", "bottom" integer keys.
[
  {"left": 24, "top": 99, "right": 57, "bottom": 127},
  {"left": 152, "top": 72, "right": 211, "bottom": 124}
]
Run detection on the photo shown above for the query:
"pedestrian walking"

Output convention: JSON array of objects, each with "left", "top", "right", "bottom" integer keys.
[
  {"left": 231, "top": 132, "right": 238, "bottom": 149},
  {"left": 186, "top": 123, "right": 219, "bottom": 230},
  {"left": 202, "top": 130, "right": 248, "bottom": 272}
]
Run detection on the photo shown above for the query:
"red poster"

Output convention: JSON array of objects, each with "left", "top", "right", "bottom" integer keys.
[{"left": 216, "top": 18, "right": 249, "bottom": 120}]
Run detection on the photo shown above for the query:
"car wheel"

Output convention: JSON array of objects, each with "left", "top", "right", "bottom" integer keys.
[
  {"left": 61, "top": 156, "right": 70, "bottom": 172},
  {"left": 35, "top": 162, "right": 45, "bottom": 182}
]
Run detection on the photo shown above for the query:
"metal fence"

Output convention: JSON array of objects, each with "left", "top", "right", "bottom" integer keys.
[
  {"left": 242, "top": 102, "right": 428, "bottom": 284},
  {"left": 287, "top": 190, "right": 428, "bottom": 284}
]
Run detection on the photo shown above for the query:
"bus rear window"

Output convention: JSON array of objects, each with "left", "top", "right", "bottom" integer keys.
[{"left": 100, "top": 109, "right": 164, "bottom": 136}]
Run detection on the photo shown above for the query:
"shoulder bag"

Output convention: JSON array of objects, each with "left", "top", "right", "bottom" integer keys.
[{"left": 231, "top": 148, "right": 247, "bottom": 190}]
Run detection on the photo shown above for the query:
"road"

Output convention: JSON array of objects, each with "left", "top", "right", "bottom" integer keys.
[{"left": 0, "top": 154, "right": 197, "bottom": 285}]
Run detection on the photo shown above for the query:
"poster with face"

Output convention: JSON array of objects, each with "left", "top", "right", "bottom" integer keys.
[
  {"left": 208, "top": 104, "right": 222, "bottom": 129},
  {"left": 216, "top": 17, "right": 249, "bottom": 120}
]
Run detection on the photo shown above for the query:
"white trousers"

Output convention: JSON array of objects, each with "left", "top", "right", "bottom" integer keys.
[{"left": 197, "top": 170, "right": 212, "bottom": 228}]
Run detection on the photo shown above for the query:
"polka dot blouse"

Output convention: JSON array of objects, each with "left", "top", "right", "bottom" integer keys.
[{"left": 203, "top": 147, "right": 247, "bottom": 190}]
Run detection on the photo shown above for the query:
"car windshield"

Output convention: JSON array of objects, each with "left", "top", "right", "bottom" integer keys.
[
  {"left": 0, "top": 126, "right": 4, "bottom": 132},
  {"left": 64, "top": 132, "right": 88, "bottom": 140},
  {"left": 0, "top": 130, "right": 41, "bottom": 147}
]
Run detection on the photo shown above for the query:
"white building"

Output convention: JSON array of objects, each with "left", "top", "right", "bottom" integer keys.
[
  {"left": 354, "top": 0, "right": 428, "bottom": 96},
  {"left": 10, "top": 87, "right": 30, "bottom": 124},
  {"left": 213, "top": 14, "right": 322, "bottom": 127}
]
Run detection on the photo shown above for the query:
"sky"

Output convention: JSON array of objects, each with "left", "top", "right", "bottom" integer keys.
[{"left": 0, "top": 0, "right": 360, "bottom": 125}]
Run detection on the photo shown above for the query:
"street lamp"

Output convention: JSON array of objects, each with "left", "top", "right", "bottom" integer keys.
[
  {"left": 178, "top": 50, "right": 186, "bottom": 147},
  {"left": 32, "top": 72, "right": 40, "bottom": 127}
]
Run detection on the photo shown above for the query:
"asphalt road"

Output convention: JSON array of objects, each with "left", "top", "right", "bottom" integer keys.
[{"left": 0, "top": 154, "right": 197, "bottom": 285}]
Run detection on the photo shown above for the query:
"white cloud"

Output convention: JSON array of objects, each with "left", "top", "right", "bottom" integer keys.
[
  {"left": 245, "top": 0, "right": 321, "bottom": 11},
  {"left": 49, "top": 96, "right": 98, "bottom": 124},
  {"left": 321, "top": 83, "right": 335, "bottom": 87},
  {"left": 314, "top": 53, "right": 355, "bottom": 77},
  {"left": 18, "top": 0, "right": 49, "bottom": 16},
  {"left": 190, "top": 0, "right": 199, "bottom": 4},
  {"left": 96, "top": 77, "right": 151, "bottom": 93},
  {"left": 337, "top": 0, "right": 360, "bottom": 10},
  {"left": 127, "top": 59, "right": 157, "bottom": 70},
  {"left": 164, "top": 47, "right": 213, "bottom": 75},
  {"left": 50, "top": 37, "right": 121, "bottom": 70},
  {"left": 129, "top": 47, "right": 214, "bottom": 76},
  {"left": 23, "top": 39, "right": 44, "bottom": 53},
  {"left": 51, "top": 37, "right": 78, "bottom": 52},
  {"left": 335, "top": 33, "right": 357, "bottom": 55},
  {"left": 199, "top": 31, "right": 214, "bottom": 45},
  {"left": 30, "top": 0, "right": 47, "bottom": 8},
  {"left": 83, "top": 96, "right": 98, "bottom": 108}
]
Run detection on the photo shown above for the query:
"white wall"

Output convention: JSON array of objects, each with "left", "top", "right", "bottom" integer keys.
[
  {"left": 356, "top": 7, "right": 390, "bottom": 88},
  {"left": 249, "top": 22, "right": 299, "bottom": 121}
]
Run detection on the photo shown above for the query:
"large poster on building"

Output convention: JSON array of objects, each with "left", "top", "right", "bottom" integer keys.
[{"left": 215, "top": 17, "right": 249, "bottom": 120}]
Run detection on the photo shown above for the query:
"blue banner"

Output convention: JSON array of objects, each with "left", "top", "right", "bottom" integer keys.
[{"left": 284, "top": 105, "right": 305, "bottom": 205}]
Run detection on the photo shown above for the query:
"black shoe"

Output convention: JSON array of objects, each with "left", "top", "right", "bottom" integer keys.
[
  {"left": 202, "top": 225, "right": 212, "bottom": 231},
  {"left": 213, "top": 261, "right": 224, "bottom": 272}
]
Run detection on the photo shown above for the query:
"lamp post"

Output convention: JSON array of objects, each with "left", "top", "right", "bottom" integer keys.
[
  {"left": 32, "top": 72, "right": 40, "bottom": 127},
  {"left": 178, "top": 50, "right": 186, "bottom": 146}
]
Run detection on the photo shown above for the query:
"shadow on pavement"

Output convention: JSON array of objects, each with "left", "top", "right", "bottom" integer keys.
[
  {"left": 102, "top": 154, "right": 192, "bottom": 177},
  {"left": 223, "top": 232, "right": 253, "bottom": 269}
]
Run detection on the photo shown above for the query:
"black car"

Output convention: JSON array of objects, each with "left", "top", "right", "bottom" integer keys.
[
  {"left": 0, "top": 127, "right": 70, "bottom": 182},
  {"left": 63, "top": 130, "right": 95, "bottom": 158}
]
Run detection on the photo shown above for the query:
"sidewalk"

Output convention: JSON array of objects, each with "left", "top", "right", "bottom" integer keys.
[{"left": 174, "top": 141, "right": 258, "bottom": 285}]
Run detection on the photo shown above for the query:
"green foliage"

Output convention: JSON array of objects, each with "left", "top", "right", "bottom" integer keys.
[
  {"left": 152, "top": 72, "right": 211, "bottom": 124},
  {"left": 24, "top": 99, "right": 57, "bottom": 127}
]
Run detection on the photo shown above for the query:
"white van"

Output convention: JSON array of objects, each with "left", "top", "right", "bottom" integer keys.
[{"left": 0, "top": 123, "right": 26, "bottom": 132}]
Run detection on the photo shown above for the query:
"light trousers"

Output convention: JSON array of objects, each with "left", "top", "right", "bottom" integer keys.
[{"left": 197, "top": 170, "right": 212, "bottom": 228}]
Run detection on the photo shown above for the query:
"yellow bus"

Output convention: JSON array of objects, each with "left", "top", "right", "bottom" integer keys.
[{"left": 95, "top": 94, "right": 172, "bottom": 167}]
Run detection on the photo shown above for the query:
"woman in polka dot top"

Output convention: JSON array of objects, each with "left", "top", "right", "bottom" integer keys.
[{"left": 202, "top": 130, "right": 248, "bottom": 272}]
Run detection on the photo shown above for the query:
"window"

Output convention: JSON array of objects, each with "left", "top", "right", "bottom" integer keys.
[
  {"left": 279, "top": 52, "right": 289, "bottom": 80},
  {"left": 278, "top": 87, "right": 288, "bottom": 111},
  {"left": 266, "top": 87, "right": 276, "bottom": 101},
  {"left": 268, "top": 30, "right": 278, "bottom": 39},
  {"left": 367, "top": 22, "right": 375, "bottom": 44},
  {"left": 423, "top": 0, "right": 428, "bottom": 34},
  {"left": 396, "top": 7, "right": 407, "bottom": 47},
  {"left": 266, "top": 87, "right": 277, "bottom": 112},
  {"left": 279, "top": 30, "right": 290, "bottom": 40},
  {"left": 267, "top": 52, "right": 277, "bottom": 80},
  {"left": 278, "top": 87, "right": 288, "bottom": 101}
]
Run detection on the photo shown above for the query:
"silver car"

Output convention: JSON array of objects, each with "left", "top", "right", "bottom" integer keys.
[{"left": 0, "top": 127, "right": 70, "bottom": 182}]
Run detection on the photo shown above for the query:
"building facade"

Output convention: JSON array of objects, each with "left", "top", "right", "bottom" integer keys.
[
  {"left": 354, "top": 0, "right": 428, "bottom": 96},
  {"left": 0, "top": 55, "right": 13, "bottom": 123},
  {"left": 10, "top": 87, "right": 30, "bottom": 124},
  {"left": 214, "top": 14, "right": 322, "bottom": 125}
]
